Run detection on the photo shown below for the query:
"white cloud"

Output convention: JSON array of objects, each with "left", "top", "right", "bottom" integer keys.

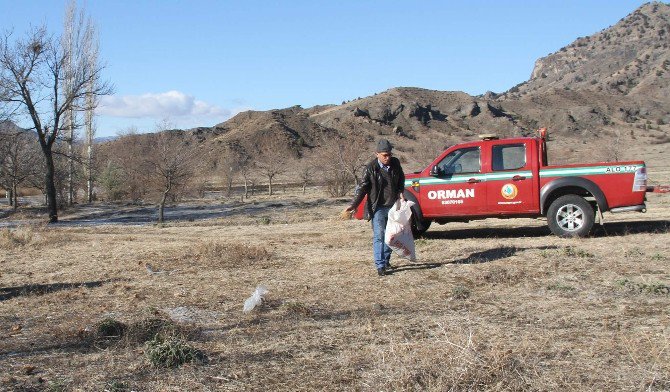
[{"left": 97, "top": 90, "right": 230, "bottom": 119}]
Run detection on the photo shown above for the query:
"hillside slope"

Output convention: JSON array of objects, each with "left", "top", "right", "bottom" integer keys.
[{"left": 188, "top": 3, "right": 670, "bottom": 172}]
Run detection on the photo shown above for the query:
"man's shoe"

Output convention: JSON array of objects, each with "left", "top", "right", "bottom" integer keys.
[
  {"left": 384, "top": 264, "right": 396, "bottom": 272},
  {"left": 377, "top": 268, "right": 386, "bottom": 277}
]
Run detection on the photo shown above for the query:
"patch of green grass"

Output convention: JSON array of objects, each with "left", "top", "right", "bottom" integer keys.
[
  {"left": 258, "top": 216, "right": 271, "bottom": 225},
  {"left": 415, "top": 238, "right": 428, "bottom": 247},
  {"left": 145, "top": 335, "right": 203, "bottom": 368},
  {"left": 563, "top": 246, "right": 594, "bottom": 259},
  {"left": 650, "top": 253, "right": 666, "bottom": 261},
  {"left": 615, "top": 279, "right": 670, "bottom": 295},
  {"left": 104, "top": 380, "right": 130, "bottom": 392},
  {"left": 624, "top": 248, "right": 645, "bottom": 258},
  {"left": 451, "top": 285, "right": 470, "bottom": 300},
  {"left": 46, "top": 379, "right": 68, "bottom": 392},
  {"left": 547, "top": 282, "right": 576, "bottom": 292}
]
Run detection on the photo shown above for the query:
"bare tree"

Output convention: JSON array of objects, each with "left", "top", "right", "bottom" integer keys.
[
  {"left": 144, "top": 122, "right": 199, "bottom": 223},
  {"left": 96, "top": 131, "right": 149, "bottom": 201},
  {"left": 63, "top": 0, "right": 77, "bottom": 206},
  {"left": 0, "top": 13, "right": 111, "bottom": 222},
  {"left": 296, "top": 153, "right": 316, "bottom": 195},
  {"left": 254, "top": 135, "right": 289, "bottom": 196},
  {"left": 238, "top": 158, "right": 255, "bottom": 199},
  {"left": 218, "top": 153, "right": 240, "bottom": 197},
  {"left": 320, "top": 133, "right": 369, "bottom": 196},
  {"left": 0, "top": 131, "right": 40, "bottom": 208},
  {"left": 83, "top": 8, "right": 99, "bottom": 203}
]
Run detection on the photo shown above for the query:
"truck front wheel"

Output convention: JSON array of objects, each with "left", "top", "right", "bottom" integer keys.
[
  {"left": 411, "top": 208, "right": 431, "bottom": 237},
  {"left": 547, "top": 195, "right": 595, "bottom": 237}
]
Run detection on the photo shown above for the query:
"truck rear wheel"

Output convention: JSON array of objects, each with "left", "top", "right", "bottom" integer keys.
[{"left": 547, "top": 195, "right": 595, "bottom": 237}]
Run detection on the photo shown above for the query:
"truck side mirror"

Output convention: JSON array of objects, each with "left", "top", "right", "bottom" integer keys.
[{"left": 430, "top": 165, "right": 441, "bottom": 177}]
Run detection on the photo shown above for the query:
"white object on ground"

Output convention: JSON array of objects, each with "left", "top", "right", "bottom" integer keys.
[
  {"left": 385, "top": 199, "right": 417, "bottom": 262},
  {"left": 243, "top": 285, "right": 269, "bottom": 313}
]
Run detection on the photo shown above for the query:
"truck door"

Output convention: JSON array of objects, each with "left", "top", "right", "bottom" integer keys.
[
  {"left": 485, "top": 141, "right": 538, "bottom": 214},
  {"left": 420, "top": 146, "right": 487, "bottom": 217}
]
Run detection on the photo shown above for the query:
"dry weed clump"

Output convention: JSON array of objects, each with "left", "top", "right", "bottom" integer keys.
[
  {"left": 122, "top": 316, "right": 198, "bottom": 346},
  {"left": 0, "top": 226, "right": 36, "bottom": 248},
  {"left": 145, "top": 335, "right": 204, "bottom": 368},
  {"left": 77, "top": 315, "right": 199, "bottom": 350},
  {"left": 478, "top": 265, "right": 526, "bottom": 286},
  {"left": 279, "top": 301, "right": 314, "bottom": 317},
  {"left": 193, "top": 240, "right": 272, "bottom": 266},
  {"left": 361, "top": 322, "right": 539, "bottom": 390}
]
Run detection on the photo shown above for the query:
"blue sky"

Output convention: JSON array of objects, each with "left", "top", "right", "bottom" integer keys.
[{"left": 1, "top": 0, "right": 648, "bottom": 137}]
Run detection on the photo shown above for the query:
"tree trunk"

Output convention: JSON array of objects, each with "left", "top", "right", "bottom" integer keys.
[
  {"left": 12, "top": 180, "right": 18, "bottom": 210},
  {"left": 68, "top": 133, "right": 74, "bottom": 205},
  {"left": 6, "top": 189, "right": 13, "bottom": 208},
  {"left": 227, "top": 177, "right": 233, "bottom": 197},
  {"left": 268, "top": 177, "right": 273, "bottom": 196},
  {"left": 87, "top": 143, "right": 93, "bottom": 203},
  {"left": 158, "top": 187, "right": 169, "bottom": 223},
  {"left": 43, "top": 146, "right": 59, "bottom": 223},
  {"left": 243, "top": 177, "right": 249, "bottom": 199}
]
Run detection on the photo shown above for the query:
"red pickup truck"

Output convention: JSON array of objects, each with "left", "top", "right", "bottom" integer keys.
[{"left": 355, "top": 129, "right": 657, "bottom": 237}]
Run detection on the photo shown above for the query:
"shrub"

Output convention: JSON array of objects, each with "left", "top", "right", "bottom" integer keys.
[
  {"left": 123, "top": 317, "right": 182, "bottom": 346},
  {"left": 451, "top": 285, "right": 471, "bottom": 300},
  {"left": 145, "top": 335, "right": 203, "bottom": 368},
  {"left": 96, "top": 318, "right": 126, "bottom": 338}
]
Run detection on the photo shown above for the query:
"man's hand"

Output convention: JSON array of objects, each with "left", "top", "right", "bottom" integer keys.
[{"left": 341, "top": 206, "right": 355, "bottom": 220}]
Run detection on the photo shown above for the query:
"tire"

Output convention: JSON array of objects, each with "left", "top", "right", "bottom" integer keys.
[
  {"left": 411, "top": 208, "right": 431, "bottom": 237},
  {"left": 546, "top": 195, "right": 595, "bottom": 238}
]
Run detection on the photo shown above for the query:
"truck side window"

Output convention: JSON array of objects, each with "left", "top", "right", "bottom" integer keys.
[
  {"left": 438, "top": 147, "right": 481, "bottom": 174},
  {"left": 492, "top": 144, "right": 526, "bottom": 171}
]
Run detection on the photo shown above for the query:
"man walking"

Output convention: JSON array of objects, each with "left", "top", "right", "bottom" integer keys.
[{"left": 345, "top": 139, "right": 405, "bottom": 276}]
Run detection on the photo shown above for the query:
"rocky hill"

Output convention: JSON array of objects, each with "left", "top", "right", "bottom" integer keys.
[
  {"left": 517, "top": 2, "right": 670, "bottom": 101},
  {"left": 191, "top": 2, "right": 670, "bottom": 172}
]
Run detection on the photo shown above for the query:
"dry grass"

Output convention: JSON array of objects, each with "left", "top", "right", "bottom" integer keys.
[{"left": 1, "top": 190, "right": 669, "bottom": 391}]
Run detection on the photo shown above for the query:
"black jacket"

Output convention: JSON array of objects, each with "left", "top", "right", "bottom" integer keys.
[{"left": 349, "top": 157, "right": 405, "bottom": 220}]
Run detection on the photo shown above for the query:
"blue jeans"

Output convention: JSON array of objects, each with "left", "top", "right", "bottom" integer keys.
[{"left": 372, "top": 206, "right": 393, "bottom": 270}]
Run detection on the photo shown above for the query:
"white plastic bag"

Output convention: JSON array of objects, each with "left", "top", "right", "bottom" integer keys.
[
  {"left": 384, "top": 199, "right": 416, "bottom": 262},
  {"left": 243, "top": 285, "right": 268, "bottom": 313}
]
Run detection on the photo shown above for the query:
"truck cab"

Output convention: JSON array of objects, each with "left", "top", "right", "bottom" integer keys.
[{"left": 408, "top": 135, "right": 542, "bottom": 221}]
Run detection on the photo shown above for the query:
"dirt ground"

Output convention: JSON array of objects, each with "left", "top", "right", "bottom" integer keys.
[{"left": 1, "top": 190, "right": 669, "bottom": 391}]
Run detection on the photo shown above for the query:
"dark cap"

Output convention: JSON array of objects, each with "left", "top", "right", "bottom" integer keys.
[{"left": 376, "top": 139, "right": 393, "bottom": 153}]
